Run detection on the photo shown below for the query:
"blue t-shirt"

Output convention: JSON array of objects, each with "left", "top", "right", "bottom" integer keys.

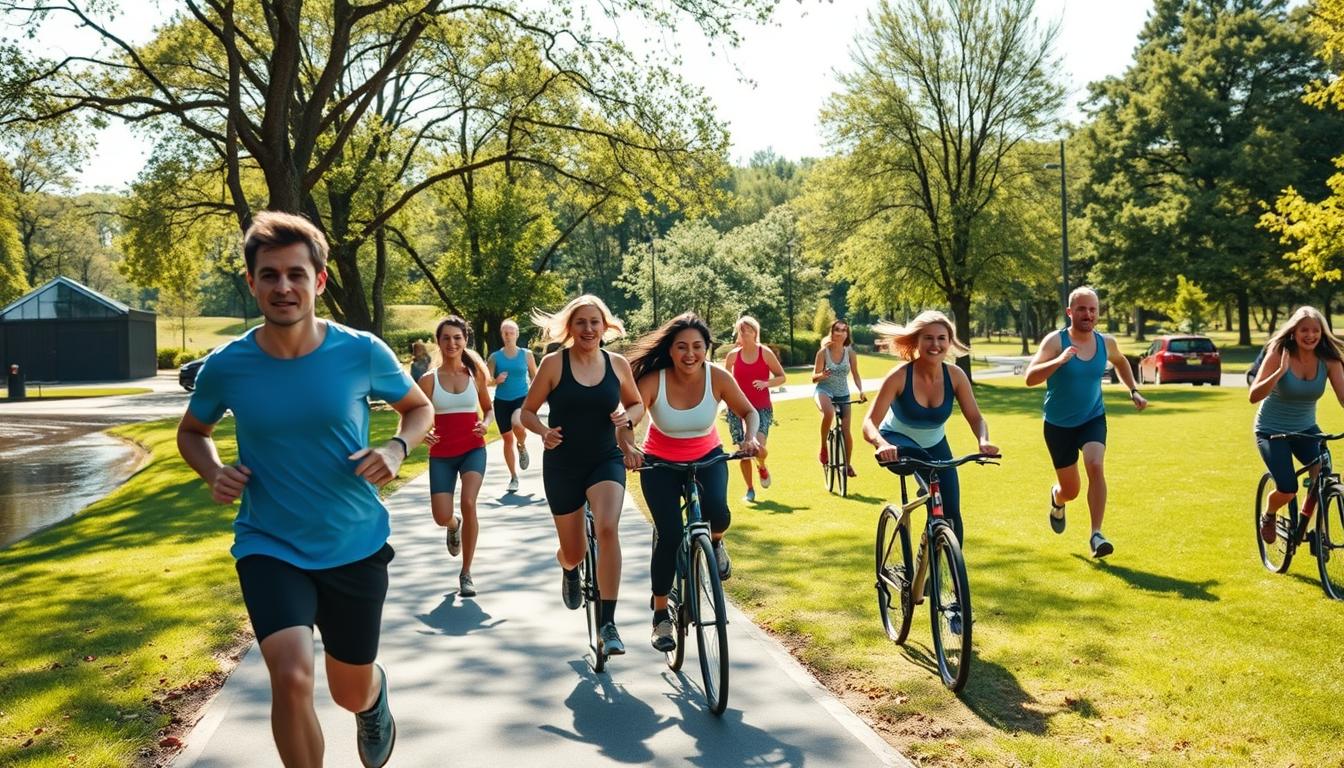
[
  {"left": 489, "top": 347, "right": 530, "bottom": 401},
  {"left": 1043, "top": 329, "right": 1107, "bottom": 428},
  {"left": 188, "top": 322, "right": 415, "bottom": 569}
]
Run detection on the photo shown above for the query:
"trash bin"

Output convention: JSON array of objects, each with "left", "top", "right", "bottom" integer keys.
[{"left": 7, "top": 363, "right": 24, "bottom": 401}]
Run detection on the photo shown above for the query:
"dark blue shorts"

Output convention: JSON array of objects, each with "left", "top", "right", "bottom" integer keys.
[{"left": 429, "top": 447, "right": 487, "bottom": 495}]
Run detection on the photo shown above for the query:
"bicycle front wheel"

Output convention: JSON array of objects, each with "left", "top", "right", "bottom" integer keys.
[
  {"left": 584, "top": 521, "right": 605, "bottom": 673},
  {"left": 1317, "top": 484, "right": 1344, "bottom": 600},
  {"left": 929, "top": 524, "right": 971, "bottom": 692},
  {"left": 825, "top": 429, "right": 838, "bottom": 494},
  {"left": 691, "top": 534, "right": 730, "bottom": 715},
  {"left": 665, "top": 571, "right": 688, "bottom": 671},
  {"left": 875, "top": 505, "right": 914, "bottom": 644},
  {"left": 1255, "top": 471, "right": 1295, "bottom": 574}
]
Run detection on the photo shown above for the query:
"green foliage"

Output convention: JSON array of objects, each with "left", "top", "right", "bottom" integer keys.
[
  {"left": 156, "top": 348, "right": 209, "bottom": 369},
  {"left": 810, "top": 296, "right": 835, "bottom": 336},
  {"left": 0, "top": 158, "right": 28, "bottom": 303},
  {"left": 1167, "top": 274, "right": 1212, "bottom": 333}
]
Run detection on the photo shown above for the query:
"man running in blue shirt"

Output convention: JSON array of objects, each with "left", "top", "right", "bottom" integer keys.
[
  {"left": 177, "top": 211, "right": 433, "bottom": 768},
  {"left": 1025, "top": 287, "right": 1148, "bottom": 558}
]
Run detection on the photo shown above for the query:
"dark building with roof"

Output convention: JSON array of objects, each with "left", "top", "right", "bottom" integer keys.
[{"left": 0, "top": 276, "right": 156, "bottom": 381}]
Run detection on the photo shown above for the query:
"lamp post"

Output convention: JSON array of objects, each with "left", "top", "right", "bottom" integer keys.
[
  {"left": 1043, "top": 139, "right": 1070, "bottom": 320},
  {"left": 785, "top": 238, "right": 796, "bottom": 362}
]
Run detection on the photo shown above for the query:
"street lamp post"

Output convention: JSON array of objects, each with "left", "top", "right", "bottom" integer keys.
[
  {"left": 1043, "top": 139, "right": 1070, "bottom": 319},
  {"left": 785, "top": 239, "right": 796, "bottom": 362}
]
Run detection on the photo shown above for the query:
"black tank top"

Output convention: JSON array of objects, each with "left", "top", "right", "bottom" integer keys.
[{"left": 546, "top": 348, "right": 621, "bottom": 463}]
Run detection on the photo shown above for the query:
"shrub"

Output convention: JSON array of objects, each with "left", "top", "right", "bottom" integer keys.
[{"left": 157, "top": 348, "right": 183, "bottom": 369}]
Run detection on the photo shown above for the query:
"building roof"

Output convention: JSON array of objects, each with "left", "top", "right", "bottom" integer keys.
[{"left": 0, "top": 275, "right": 134, "bottom": 321}]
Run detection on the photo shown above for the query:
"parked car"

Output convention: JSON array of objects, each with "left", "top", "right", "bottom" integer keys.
[
  {"left": 179, "top": 355, "right": 208, "bottom": 391},
  {"left": 1136, "top": 335, "right": 1221, "bottom": 386}
]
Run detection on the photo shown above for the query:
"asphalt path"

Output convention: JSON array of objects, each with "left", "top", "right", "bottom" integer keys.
[{"left": 178, "top": 437, "right": 909, "bottom": 767}]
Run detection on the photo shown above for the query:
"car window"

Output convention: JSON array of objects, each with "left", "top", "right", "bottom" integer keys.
[{"left": 1168, "top": 338, "right": 1215, "bottom": 354}]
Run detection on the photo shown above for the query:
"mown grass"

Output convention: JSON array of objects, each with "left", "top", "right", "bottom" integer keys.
[
  {"left": 26, "top": 388, "right": 152, "bottom": 400},
  {"left": 633, "top": 380, "right": 1344, "bottom": 767},
  {"left": 0, "top": 412, "right": 433, "bottom": 767}
]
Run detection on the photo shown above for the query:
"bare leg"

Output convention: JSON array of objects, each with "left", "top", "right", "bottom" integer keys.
[
  {"left": 259, "top": 627, "right": 322, "bottom": 768},
  {"left": 459, "top": 472, "right": 483, "bottom": 572},
  {"left": 500, "top": 431, "right": 517, "bottom": 479},
  {"left": 552, "top": 508, "right": 586, "bottom": 571},
  {"left": 738, "top": 459, "right": 754, "bottom": 490},
  {"left": 815, "top": 393, "right": 835, "bottom": 461},
  {"left": 326, "top": 655, "right": 380, "bottom": 714},
  {"left": 1052, "top": 464, "right": 1082, "bottom": 506},
  {"left": 587, "top": 480, "right": 626, "bottom": 599},
  {"left": 430, "top": 492, "right": 458, "bottom": 530},
  {"left": 1081, "top": 442, "right": 1107, "bottom": 534}
]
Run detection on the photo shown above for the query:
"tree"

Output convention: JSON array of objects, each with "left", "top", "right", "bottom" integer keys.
[
  {"left": 0, "top": 158, "right": 27, "bottom": 302},
  {"left": 807, "top": 0, "right": 1065, "bottom": 377},
  {"left": 1167, "top": 274, "right": 1211, "bottom": 333},
  {"left": 1079, "top": 0, "right": 1340, "bottom": 345},
  {"left": 9, "top": 0, "right": 770, "bottom": 335}
]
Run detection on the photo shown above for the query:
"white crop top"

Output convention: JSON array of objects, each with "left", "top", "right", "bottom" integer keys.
[{"left": 648, "top": 364, "right": 717, "bottom": 438}]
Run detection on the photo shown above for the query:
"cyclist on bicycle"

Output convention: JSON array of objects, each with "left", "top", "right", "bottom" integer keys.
[
  {"left": 1251, "top": 306, "right": 1344, "bottom": 543},
  {"left": 624, "top": 313, "right": 760, "bottom": 653},
  {"left": 520, "top": 295, "right": 644, "bottom": 656},
  {"left": 814, "top": 319, "right": 866, "bottom": 477},
  {"left": 862, "top": 311, "right": 998, "bottom": 546}
]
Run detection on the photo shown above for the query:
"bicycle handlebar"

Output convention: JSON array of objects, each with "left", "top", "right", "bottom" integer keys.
[
  {"left": 1268, "top": 432, "right": 1344, "bottom": 442},
  {"left": 876, "top": 452, "right": 1001, "bottom": 471},
  {"left": 636, "top": 450, "right": 753, "bottom": 473}
]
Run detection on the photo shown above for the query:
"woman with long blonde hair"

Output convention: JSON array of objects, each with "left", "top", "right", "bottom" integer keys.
[
  {"left": 862, "top": 311, "right": 998, "bottom": 546},
  {"left": 520, "top": 295, "right": 645, "bottom": 657},
  {"left": 723, "top": 316, "right": 787, "bottom": 502},
  {"left": 1250, "top": 306, "right": 1344, "bottom": 544}
]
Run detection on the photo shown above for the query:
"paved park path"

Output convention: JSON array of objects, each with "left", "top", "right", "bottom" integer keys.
[{"left": 177, "top": 436, "right": 910, "bottom": 767}]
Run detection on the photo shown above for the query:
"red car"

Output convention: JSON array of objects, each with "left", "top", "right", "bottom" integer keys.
[{"left": 1136, "top": 335, "right": 1221, "bottom": 386}]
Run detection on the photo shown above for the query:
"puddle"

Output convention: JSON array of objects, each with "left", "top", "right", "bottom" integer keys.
[{"left": 0, "top": 430, "right": 143, "bottom": 547}]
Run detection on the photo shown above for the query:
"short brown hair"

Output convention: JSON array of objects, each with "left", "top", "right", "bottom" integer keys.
[{"left": 243, "top": 211, "right": 329, "bottom": 274}]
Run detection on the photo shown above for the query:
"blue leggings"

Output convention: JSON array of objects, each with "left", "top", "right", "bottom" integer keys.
[
  {"left": 880, "top": 432, "right": 962, "bottom": 546},
  {"left": 1255, "top": 429, "right": 1322, "bottom": 494}
]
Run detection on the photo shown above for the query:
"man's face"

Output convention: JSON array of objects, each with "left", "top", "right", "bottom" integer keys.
[
  {"left": 1066, "top": 294, "right": 1099, "bottom": 332},
  {"left": 246, "top": 242, "right": 326, "bottom": 327}
]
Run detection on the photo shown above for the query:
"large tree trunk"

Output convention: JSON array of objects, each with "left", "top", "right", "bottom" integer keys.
[
  {"left": 949, "top": 293, "right": 974, "bottom": 382},
  {"left": 1224, "top": 300, "right": 1233, "bottom": 333},
  {"left": 1134, "top": 306, "right": 1147, "bottom": 342},
  {"left": 1237, "top": 289, "right": 1252, "bottom": 345}
]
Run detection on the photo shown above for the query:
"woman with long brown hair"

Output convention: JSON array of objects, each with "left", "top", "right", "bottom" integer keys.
[{"left": 813, "top": 318, "right": 866, "bottom": 477}]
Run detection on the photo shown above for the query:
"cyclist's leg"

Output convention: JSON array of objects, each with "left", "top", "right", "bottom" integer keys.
[
  {"left": 586, "top": 471, "right": 627, "bottom": 614},
  {"left": 815, "top": 391, "right": 835, "bottom": 461},
  {"left": 699, "top": 450, "right": 732, "bottom": 542},
  {"left": 1256, "top": 433, "right": 1300, "bottom": 513},
  {"left": 639, "top": 461, "right": 683, "bottom": 612},
  {"left": 927, "top": 437, "right": 963, "bottom": 546},
  {"left": 839, "top": 400, "right": 857, "bottom": 473}
]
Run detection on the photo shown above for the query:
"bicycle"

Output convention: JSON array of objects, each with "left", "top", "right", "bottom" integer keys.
[
  {"left": 1255, "top": 431, "right": 1344, "bottom": 600},
  {"left": 823, "top": 395, "right": 861, "bottom": 496},
  {"left": 874, "top": 451, "right": 999, "bottom": 692},
  {"left": 637, "top": 450, "right": 747, "bottom": 716},
  {"left": 582, "top": 503, "right": 607, "bottom": 672}
]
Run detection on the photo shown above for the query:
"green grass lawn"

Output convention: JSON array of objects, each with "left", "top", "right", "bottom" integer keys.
[
  {"left": 633, "top": 381, "right": 1344, "bottom": 767},
  {"left": 26, "top": 388, "right": 152, "bottom": 400},
  {"left": 0, "top": 412, "right": 435, "bottom": 767}
]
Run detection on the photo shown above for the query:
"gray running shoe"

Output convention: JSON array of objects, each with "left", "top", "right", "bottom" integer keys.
[
  {"left": 355, "top": 663, "right": 396, "bottom": 768},
  {"left": 459, "top": 571, "right": 476, "bottom": 597},
  {"left": 599, "top": 622, "right": 626, "bottom": 656},
  {"left": 518, "top": 444, "right": 530, "bottom": 470},
  {"left": 713, "top": 539, "right": 732, "bottom": 581},
  {"left": 446, "top": 516, "right": 462, "bottom": 557},
  {"left": 1090, "top": 532, "right": 1114, "bottom": 559},
  {"left": 562, "top": 567, "right": 581, "bottom": 610},
  {"left": 507, "top": 476, "right": 520, "bottom": 494},
  {"left": 651, "top": 618, "right": 676, "bottom": 652}
]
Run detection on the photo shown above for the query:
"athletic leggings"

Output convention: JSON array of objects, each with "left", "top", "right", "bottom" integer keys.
[
  {"left": 880, "top": 432, "right": 963, "bottom": 546},
  {"left": 641, "top": 447, "right": 730, "bottom": 597}
]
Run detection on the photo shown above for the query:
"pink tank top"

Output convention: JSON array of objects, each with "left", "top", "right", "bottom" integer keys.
[{"left": 732, "top": 347, "right": 772, "bottom": 410}]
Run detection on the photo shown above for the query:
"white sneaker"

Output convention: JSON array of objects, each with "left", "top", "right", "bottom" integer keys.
[
  {"left": 518, "top": 445, "right": 530, "bottom": 470},
  {"left": 507, "top": 476, "right": 519, "bottom": 493},
  {"left": 651, "top": 619, "right": 676, "bottom": 652}
]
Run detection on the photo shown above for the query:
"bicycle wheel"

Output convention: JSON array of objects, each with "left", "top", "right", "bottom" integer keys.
[
  {"left": 929, "top": 524, "right": 971, "bottom": 692},
  {"left": 584, "top": 519, "right": 605, "bottom": 673},
  {"left": 824, "top": 428, "right": 837, "bottom": 493},
  {"left": 690, "top": 534, "right": 730, "bottom": 715},
  {"left": 1255, "top": 471, "right": 1295, "bottom": 574},
  {"left": 875, "top": 505, "right": 914, "bottom": 644},
  {"left": 836, "top": 426, "right": 848, "bottom": 497},
  {"left": 1316, "top": 484, "right": 1344, "bottom": 600},
  {"left": 665, "top": 569, "right": 688, "bottom": 671}
]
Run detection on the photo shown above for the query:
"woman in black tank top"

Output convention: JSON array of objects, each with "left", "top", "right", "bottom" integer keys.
[{"left": 521, "top": 295, "right": 644, "bottom": 657}]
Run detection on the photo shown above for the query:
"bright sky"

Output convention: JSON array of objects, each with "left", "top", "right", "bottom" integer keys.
[{"left": 48, "top": 0, "right": 1157, "bottom": 191}]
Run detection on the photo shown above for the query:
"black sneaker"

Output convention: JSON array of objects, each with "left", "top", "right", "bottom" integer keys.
[
  {"left": 1090, "top": 532, "right": 1114, "bottom": 559},
  {"left": 561, "top": 567, "right": 581, "bottom": 610},
  {"left": 1049, "top": 491, "right": 1066, "bottom": 534},
  {"left": 355, "top": 663, "right": 396, "bottom": 768},
  {"left": 599, "top": 622, "right": 626, "bottom": 656},
  {"left": 713, "top": 539, "right": 732, "bottom": 581}
]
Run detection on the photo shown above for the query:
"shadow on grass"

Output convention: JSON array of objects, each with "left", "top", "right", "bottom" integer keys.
[
  {"left": 895, "top": 641, "right": 1054, "bottom": 735},
  {"left": 748, "top": 499, "right": 811, "bottom": 515},
  {"left": 1073, "top": 555, "right": 1220, "bottom": 601}
]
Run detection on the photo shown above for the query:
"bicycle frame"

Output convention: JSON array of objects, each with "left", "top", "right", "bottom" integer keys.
[{"left": 892, "top": 468, "right": 949, "bottom": 606}]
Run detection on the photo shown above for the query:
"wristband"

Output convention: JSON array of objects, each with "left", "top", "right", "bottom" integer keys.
[{"left": 389, "top": 436, "right": 409, "bottom": 459}]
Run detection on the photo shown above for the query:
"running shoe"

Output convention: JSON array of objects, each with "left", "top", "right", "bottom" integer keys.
[
  {"left": 458, "top": 571, "right": 476, "bottom": 598},
  {"left": 713, "top": 538, "right": 732, "bottom": 581},
  {"left": 1049, "top": 490, "right": 1066, "bottom": 534},
  {"left": 1259, "top": 513, "right": 1277, "bottom": 544},
  {"left": 446, "top": 516, "right": 462, "bottom": 557},
  {"left": 355, "top": 663, "right": 396, "bottom": 768},
  {"left": 599, "top": 622, "right": 626, "bottom": 656},
  {"left": 651, "top": 619, "right": 676, "bottom": 652},
  {"left": 561, "top": 567, "right": 581, "bottom": 610},
  {"left": 1090, "top": 532, "right": 1114, "bottom": 559},
  {"left": 518, "top": 444, "right": 530, "bottom": 470},
  {"left": 759, "top": 465, "right": 772, "bottom": 488},
  {"left": 744, "top": 488, "right": 756, "bottom": 503},
  {"left": 507, "top": 476, "right": 520, "bottom": 494}
]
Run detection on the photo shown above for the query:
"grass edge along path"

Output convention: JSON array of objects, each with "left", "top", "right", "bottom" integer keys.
[
  {"left": 0, "top": 411, "right": 443, "bottom": 767},
  {"left": 630, "top": 380, "right": 1344, "bottom": 767}
]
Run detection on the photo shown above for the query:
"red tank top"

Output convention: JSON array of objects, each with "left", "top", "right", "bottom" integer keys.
[{"left": 732, "top": 347, "right": 772, "bottom": 410}]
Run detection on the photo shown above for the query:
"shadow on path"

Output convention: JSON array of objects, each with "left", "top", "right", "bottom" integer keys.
[
  {"left": 415, "top": 594, "right": 506, "bottom": 636},
  {"left": 537, "top": 661, "right": 675, "bottom": 764}
]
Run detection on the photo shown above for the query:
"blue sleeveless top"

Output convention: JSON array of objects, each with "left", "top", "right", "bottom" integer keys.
[
  {"left": 1043, "top": 330, "right": 1107, "bottom": 428},
  {"left": 489, "top": 347, "right": 530, "bottom": 400},
  {"left": 1254, "top": 357, "right": 1326, "bottom": 434},
  {"left": 880, "top": 363, "right": 954, "bottom": 448}
]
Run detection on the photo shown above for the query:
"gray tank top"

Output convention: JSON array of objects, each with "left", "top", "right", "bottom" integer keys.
[
  {"left": 817, "top": 346, "right": 850, "bottom": 398},
  {"left": 1254, "top": 357, "right": 1326, "bottom": 434}
]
